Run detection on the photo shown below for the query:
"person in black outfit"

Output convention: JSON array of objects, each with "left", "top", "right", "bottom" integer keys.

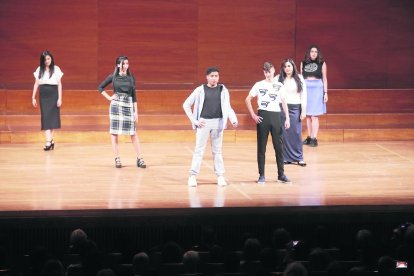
[{"left": 245, "top": 62, "right": 291, "bottom": 184}]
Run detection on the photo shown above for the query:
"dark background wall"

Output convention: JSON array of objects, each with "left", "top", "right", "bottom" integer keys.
[{"left": 0, "top": 0, "right": 413, "bottom": 89}]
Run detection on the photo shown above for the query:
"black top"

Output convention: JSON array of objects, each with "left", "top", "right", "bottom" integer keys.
[
  {"left": 200, "top": 84, "right": 223, "bottom": 119},
  {"left": 302, "top": 61, "right": 324, "bottom": 79},
  {"left": 98, "top": 74, "right": 137, "bottom": 103}
]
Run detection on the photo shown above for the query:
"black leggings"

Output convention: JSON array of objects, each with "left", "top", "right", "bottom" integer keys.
[{"left": 256, "top": 109, "right": 284, "bottom": 177}]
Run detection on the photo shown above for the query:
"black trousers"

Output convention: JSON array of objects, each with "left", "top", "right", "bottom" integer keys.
[{"left": 256, "top": 109, "right": 284, "bottom": 177}]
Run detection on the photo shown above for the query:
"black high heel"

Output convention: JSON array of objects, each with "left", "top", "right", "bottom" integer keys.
[{"left": 43, "top": 140, "right": 54, "bottom": 151}]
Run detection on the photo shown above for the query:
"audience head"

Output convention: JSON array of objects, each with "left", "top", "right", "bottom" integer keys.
[
  {"left": 243, "top": 238, "right": 262, "bottom": 261},
  {"left": 309, "top": 247, "right": 331, "bottom": 271},
  {"left": 161, "top": 241, "right": 182, "bottom": 263},
  {"left": 41, "top": 259, "right": 65, "bottom": 276},
  {"left": 69, "top": 228, "right": 88, "bottom": 254},
  {"left": 377, "top": 255, "right": 396, "bottom": 276},
  {"left": 347, "top": 266, "right": 366, "bottom": 275},
  {"left": 404, "top": 223, "right": 414, "bottom": 247},
  {"left": 182, "top": 250, "right": 200, "bottom": 273},
  {"left": 272, "top": 228, "right": 292, "bottom": 249},
  {"left": 70, "top": 228, "right": 87, "bottom": 245},
  {"left": 284, "top": 261, "right": 308, "bottom": 276},
  {"left": 327, "top": 260, "right": 346, "bottom": 276},
  {"left": 96, "top": 268, "right": 116, "bottom": 276},
  {"left": 356, "top": 229, "right": 373, "bottom": 249},
  {"left": 132, "top": 252, "right": 150, "bottom": 274}
]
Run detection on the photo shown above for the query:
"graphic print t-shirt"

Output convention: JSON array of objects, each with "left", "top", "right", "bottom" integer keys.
[{"left": 249, "top": 80, "right": 285, "bottom": 112}]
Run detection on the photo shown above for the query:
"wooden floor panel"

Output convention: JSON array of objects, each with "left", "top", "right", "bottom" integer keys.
[{"left": 0, "top": 141, "right": 413, "bottom": 213}]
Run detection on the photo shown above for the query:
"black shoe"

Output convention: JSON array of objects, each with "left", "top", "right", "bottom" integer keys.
[
  {"left": 310, "top": 138, "right": 318, "bottom": 147},
  {"left": 277, "top": 174, "right": 292, "bottom": 184},
  {"left": 115, "top": 157, "right": 122, "bottom": 168},
  {"left": 257, "top": 175, "right": 266, "bottom": 184},
  {"left": 137, "top": 157, "right": 146, "bottom": 168},
  {"left": 303, "top": 136, "right": 312, "bottom": 145},
  {"left": 43, "top": 140, "right": 54, "bottom": 151}
]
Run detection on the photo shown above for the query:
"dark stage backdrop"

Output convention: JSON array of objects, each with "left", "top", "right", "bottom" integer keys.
[{"left": 0, "top": 0, "right": 413, "bottom": 89}]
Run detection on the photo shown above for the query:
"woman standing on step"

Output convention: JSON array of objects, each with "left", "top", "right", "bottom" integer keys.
[
  {"left": 32, "top": 50, "right": 63, "bottom": 151},
  {"left": 301, "top": 44, "right": 328, "bottom": 147},
  {"left": 98, "top": 55, "right": 146, "bottom": 169}
]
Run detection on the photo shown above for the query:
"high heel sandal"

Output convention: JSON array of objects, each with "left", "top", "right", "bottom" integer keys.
[{"left": 43, "top": 140, "right": 54, "bottom": 151}]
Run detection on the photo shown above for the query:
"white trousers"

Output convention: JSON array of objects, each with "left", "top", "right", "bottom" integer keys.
[{"left": 190, "top": 118, "right": 225, "bottom": 176}]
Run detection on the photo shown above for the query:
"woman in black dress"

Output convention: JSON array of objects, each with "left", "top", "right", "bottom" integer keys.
[
  {"left": 32, "top": 50, "right": 63, "bottom": 151},
  {"left": 98, "top": 55, "right": 146, "bottom": 169}
]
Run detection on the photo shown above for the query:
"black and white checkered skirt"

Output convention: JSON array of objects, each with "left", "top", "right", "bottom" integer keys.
[{"left": 109, "top": 93, "right": 136, "bottom": 135}]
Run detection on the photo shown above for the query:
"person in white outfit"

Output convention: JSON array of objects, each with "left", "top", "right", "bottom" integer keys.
[{"left": 183, "top": 67, "right": 238, "bottom": 187}]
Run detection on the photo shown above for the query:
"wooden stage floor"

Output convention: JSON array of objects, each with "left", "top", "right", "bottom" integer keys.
[{"left": 1, "top": 141, "right": 414, "bottom": 217}]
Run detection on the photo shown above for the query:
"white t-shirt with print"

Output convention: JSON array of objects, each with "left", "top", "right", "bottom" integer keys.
[
  {"left": 249, "top": 79, "right": 286, "bottom": 112},
  {"left": 33, "top": 65, "right": 63, "bottom": 85}
]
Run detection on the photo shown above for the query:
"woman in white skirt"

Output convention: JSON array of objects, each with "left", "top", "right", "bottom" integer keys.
[
  {"left": 98, "top": 56, "right": 146, "bottom": 169},
  {"left": 301, "top": 45, "right": 328, "bottom": 147},
  {"left": 32, "top": 50, "right": 63, "bottom": 151}
]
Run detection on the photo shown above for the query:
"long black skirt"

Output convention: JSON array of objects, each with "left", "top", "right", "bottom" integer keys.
[
  {"left": 282, "top": 104, "right": 304, "bottom": 162},
  {"left": 39, "top": 84, "right": 61, "bottom": 130}
]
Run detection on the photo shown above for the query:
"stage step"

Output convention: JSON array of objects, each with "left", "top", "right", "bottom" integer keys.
[{"left": 1, "top": 88, "right": 413, "bottom": 143}]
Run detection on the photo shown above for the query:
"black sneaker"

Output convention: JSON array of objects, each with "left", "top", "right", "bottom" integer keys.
[
  {"left": 257, "top": 175, "right": 266, "bottom": 185},
  {"left": 115, "top": 157, "right": 122, "bottom": 168},
  {"left": 310, "top": 138, "right": 318, "bottom": 147},
  {"left": 137, "top": 158, "right": 146, "bottom": 168},
  {"left": 277, "top": 174, "right": 292, "bottom": 184},
  {"left": 303, "top": 136, "right": 312, "bottom": 145}
]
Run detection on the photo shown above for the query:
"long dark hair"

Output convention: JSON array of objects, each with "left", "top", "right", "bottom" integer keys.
[
  {"left": 112, "top": 55, "right": 135, "bottom": 89},
  {"left": 304, "top": 44, "right": 324, "bottom": 63},
  {"left": 278, "top": 58, "right": 303, "bottom": 93},
  {"left": 38, "top": 50, "right": 55, "bottom": 79}
]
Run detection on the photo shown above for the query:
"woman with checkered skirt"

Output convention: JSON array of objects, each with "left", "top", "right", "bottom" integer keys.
[{"left": 98, "top": 56, "right": 146, "bottom": 169}]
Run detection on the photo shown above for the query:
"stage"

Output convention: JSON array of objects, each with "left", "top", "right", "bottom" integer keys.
[
  {"left": 1, "top": 140, "right": 414, "bottom": 258},
  {"left": 1, "top": 141, "right": 413, "bottom": 213}
]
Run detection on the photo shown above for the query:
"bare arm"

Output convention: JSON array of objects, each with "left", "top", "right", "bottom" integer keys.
[
  {"left": 299, "top": 75, "right": 307, "bottom": 120},
  {"left": 322, "top": 62, "right": 328, "bottom": 103},
  {"left": 281, "top": 97, "right": 290, "bottom": 129},
  {"left": 245, "top": 94, "right": 262, "bottom": 124},
  {"left": 32, "top": 79, "right": 39, "bottom": 107},
  {"left": 57, "top": 80, "right": 62, "bottom": 107},
  {"left": 100, "top": 90, "right": 117, "bottom": 101},
  {"left": 134, "top": 102, "right": 138, "bottom": 122}
]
